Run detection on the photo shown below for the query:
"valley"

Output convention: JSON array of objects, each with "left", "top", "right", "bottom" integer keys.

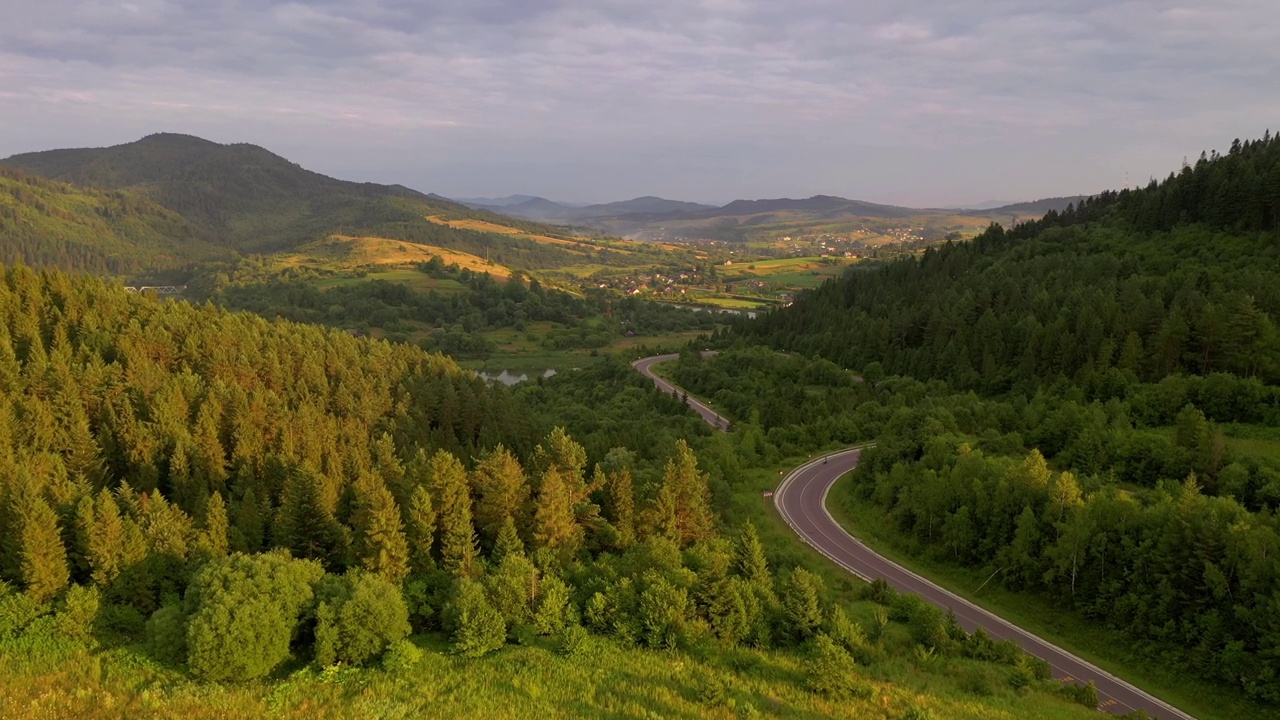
[{"left": 0, "top": 129, "right": 1277, "bottom": 720}]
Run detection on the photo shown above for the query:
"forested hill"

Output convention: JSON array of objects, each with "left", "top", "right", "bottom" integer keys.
[
  {"left": 1, "top": 133, "right": 583, "bottom": 260},
  {"left": 736, "top": 132, "right": 1280, "bottom": 393},
  {"left": 0, "top": 164, "right": 227, "bottom": 274},
  {"left": 712, "top": 133, "right": 1280, "bottom": 710}
]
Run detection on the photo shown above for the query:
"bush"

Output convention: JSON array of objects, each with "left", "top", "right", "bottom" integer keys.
[
  {"left": 313, "top": 571, "right": 411, "bottom": 667},
  {"left": 445, "top": 578, "right": 506, "bottom": 657},
  {"left": 381, "top": 639, "right": 424, "bottom": 673},
  {"left": 0, "top": 584, "right": 48, "bottom": 638},
  {"left": 184, "top": 552, "right": 325, "bottom": 681},
  {"left": 54, "top": 585, "right": 100, "bottom": 643},
  {"left": 145, "top": 604, "right": 187, "bottom": 665},
  {"left": 1059, "top": 680, "right": 1099, "bottom": 709},
  {"left": 533, "top": 574, "right": 573, "bottom": 636},
  {"left": 558, "top": 624, "right": 589, "bottom": 657},
  {"left": 806, "top": 633, "right": 864, "bottom": 698},
  {"left": 96, "top": 602, "right": 145, "bottom": 638}
]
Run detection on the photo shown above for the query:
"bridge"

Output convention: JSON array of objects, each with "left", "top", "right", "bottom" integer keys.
[{"left": 124, "top": 285, "right": 186, "bottom": 295}]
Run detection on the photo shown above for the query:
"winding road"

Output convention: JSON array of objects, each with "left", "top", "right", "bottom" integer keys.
[{"left": 633, "top": 354, "right": 1194, "bottom": 720}]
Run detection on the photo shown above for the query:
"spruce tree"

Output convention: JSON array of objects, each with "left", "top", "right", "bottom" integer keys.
[
  {"left": 491, "top": 515, "right": 525, "bottom": 563},
  {"left": 87, "top": 488, "right": 126, "bottom": 586},
  {"left": 533, "top": 467, "right": 579, "bottom": 553},
  {"left": 604, "top": 465, "right": 636, "bottom": 548},
  {"left": 663, "top": 440, "right": 713, "bottom": 545},
  {"left": 404, "top": 484, "right": 436, "bottom": 575},
  {"left": 199, "top": 491, "right": 229, "bottom": 559},
  {"left": 471, "top": 444, "right": 529, "bottom": 547},
  {"left": 19, "top": 494, "right": 69, "bottom": 602},
  {"left": 736, "top": 521, "right": 771, "bottom": 586},
  {"left": 428, "top": 450, "right": 476, "bottom": 576},
  {"left": 352, "top": 477, "right": 410, "bottom": 585},
  {"left": 276, "top": 468, "right": 346, "bottom": 568}
]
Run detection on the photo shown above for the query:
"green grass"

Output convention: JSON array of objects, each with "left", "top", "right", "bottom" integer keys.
[
  {"left": 313, "top": 271, "right": 468, "bottom": 294},
  {"left": 825, "top": 483, "right": 1260, "bottom": 720},
  {"left": 0, "top": 616, "right": 1100, "bottom": 720},
  {"left": 690, "top": 296, "right": 770, "bottom": 309}
]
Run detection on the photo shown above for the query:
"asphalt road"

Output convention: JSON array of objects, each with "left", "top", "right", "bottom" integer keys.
[
  {"left": 632, "top": 353, "right": 729, "bottom": 430},
  {"left": 633, "top": 354, "right": 1195, "bottom": 720}
]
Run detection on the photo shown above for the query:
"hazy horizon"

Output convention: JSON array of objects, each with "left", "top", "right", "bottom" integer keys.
[{"left": 3, "top": 1, "right": 1277, "bottom": 207}]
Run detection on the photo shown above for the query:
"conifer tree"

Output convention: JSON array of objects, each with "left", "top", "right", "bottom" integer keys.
[
  {"left": 471, "top": 444, "right": 529, "bottom": 547},
  {"left": 491, "top": 515, "right": 525, "bottom": 563},
  {"left": 404, "top": 484, "right": 436, "bottom": 575},
  {"left": 428, "top": 450, "right": 477, "bottom": 576},
  {"left": 19, "top": 494, "right": 69, "bottom": 602},
  {"left": 352, "top": 476, "right": 410, "bottom": 585},
  {"left": 533, "top": 467, "right": 579, "bottom": 552},
  {"left": 199, "top": 491, "right": 229, "bottom": 559},
  {"left": 736, "top": 521, "right": 771, "bottom": 586},
  {"left": 781, "top": 567, "right": 825, "bottom": 642},
  {"left": 276, "top": 468, "right": 346, "bottom": 568},
  {"left": 534, "top": 428, "right": 588, "bottom": 506},
  {"left": 604, "top": 464, "right": 636, "bottom": 548},
  {"left": 87, "top": 488, "right": 126, "bottom": 585},
  {"left": 663, "top": 440, "right": 714, "bottom": 545}
]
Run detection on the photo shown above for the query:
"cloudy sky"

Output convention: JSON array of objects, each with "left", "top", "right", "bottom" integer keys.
[{"left": 2, "top": 1, "right": 1276, "bottom": 206}]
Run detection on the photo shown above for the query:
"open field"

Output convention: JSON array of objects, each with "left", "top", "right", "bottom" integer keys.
[
  {"left": 425, "top": 216, "right": 618, "bottom": 255},
  {"left": 281, "top": 235, "right": 513, "bottom": 278},
  {"left": 312, "top": 270, "right": 469, "bottom": 294}
]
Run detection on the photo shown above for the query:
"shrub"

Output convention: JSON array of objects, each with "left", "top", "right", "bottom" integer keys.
[
  {"left": 145, "top": 604, "right": 187, "bottom": 665},
  {"left": 184, "top": 552, "right": 325, "bottom": 681},
  {"left": 313, "top": 570, "right": 411, "bottom": 667},
  {"left": 445, "top": 578, "right": 506, "bottom": 657},
  {"left": 1059, "top": 680, "right": 1099, "bottom": 709},
  {"left": 54, "top": 585, "right": 100, "bottom": 642},
  {"left": 0, "top": 584, "right": 48, "bottom": 638},
  {"left": 558, "top": 624, "right": 589, "bottom": 657},
  {"left": 806, "top": 633, "right": 863, "bottom": 698},
  {"left": 381, "top": 639, "right": 424, "bottom": 673}
]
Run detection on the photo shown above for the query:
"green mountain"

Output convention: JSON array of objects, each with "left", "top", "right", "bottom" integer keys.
[
  {"left": 1, "top": 133, "right": 483, "bottom": 253},
  {"left": 0, "top": 163, "right": 226, "bottom": 274}
]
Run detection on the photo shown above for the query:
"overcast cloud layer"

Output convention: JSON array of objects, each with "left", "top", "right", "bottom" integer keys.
[{"left": 2, "top": 0, "right": 1277, "bottom": 205}]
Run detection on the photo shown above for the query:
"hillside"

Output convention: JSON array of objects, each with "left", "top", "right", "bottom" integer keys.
[
  {"left": 0, "top": 163, "right": 226, "bottom": 274},
  {"left": 713, "top": 133, "right": 1280, "bottom": 716},
  {"left": 0, "top": 263, "right": 1104, "bottom": 720},
  {"left": 1, "top": 134, "right": 594, "bottom": 260}
]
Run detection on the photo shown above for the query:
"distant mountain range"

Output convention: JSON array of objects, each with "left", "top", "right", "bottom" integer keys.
[{"left": 454, "top": 191, "right": 1086, "bottom": 233}]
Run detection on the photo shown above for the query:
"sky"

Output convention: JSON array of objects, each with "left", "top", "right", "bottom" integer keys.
[{"left": 1, "top": 1, "right": 1277, "bottom": 207}]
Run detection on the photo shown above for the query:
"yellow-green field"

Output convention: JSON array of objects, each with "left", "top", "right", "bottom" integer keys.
[{"left": 282, "top": 235, "right": 512, "bottom": 278}]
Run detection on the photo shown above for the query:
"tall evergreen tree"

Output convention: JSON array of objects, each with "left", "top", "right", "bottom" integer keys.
[
  {"left": 19, "top": 494, "right": 70, "bottom": 602},
  {"left": 533, "top": 467, "right": 580, "bottom": 553},
  {"left": 276, "top": 467, "right": 346, "bottom": 568},
  {"left": 428, "top": 450, "right": 476, "bottom": 576},
  {"left": 404, "top": 484, "right": 436, "bottom": 575},
  {"left": 87, "top": 488, "right": 126, "bottom": 586},
  {"left": 604, "top": 464, "right": 636, "bottom": 549},
  {"left": 470, "top": 444, "right": 529, "bottom": 548},
  {"left": 352, "top": 476, "right": 410, "bottom": 585}
]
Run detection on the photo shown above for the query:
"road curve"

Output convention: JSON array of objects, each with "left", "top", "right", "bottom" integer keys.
[
  {"left": 633, "top": 354, "right": 1194, "bottom": 720},
  {"left": 632, "top": 353, "right": 729, "bottom": 430}
]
